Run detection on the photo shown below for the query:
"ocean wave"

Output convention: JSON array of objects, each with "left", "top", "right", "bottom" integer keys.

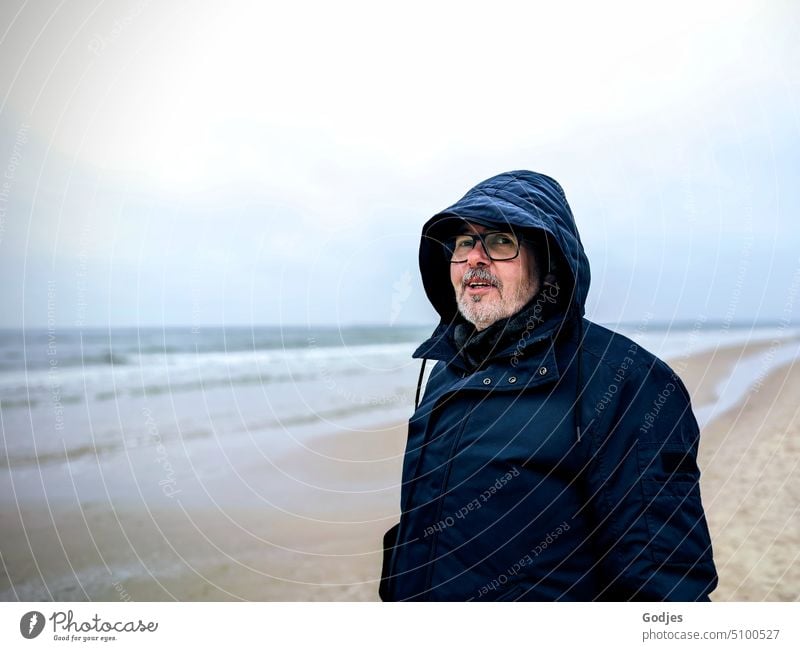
[
  {"left": 0, "top": 351, "right": 129, "bottom": 372},
  {"left": 0, "top": 325, "right": 432, "bottom": 372},
  {"left": 0, "top": 341, "right": 418, "bottom": 409}
]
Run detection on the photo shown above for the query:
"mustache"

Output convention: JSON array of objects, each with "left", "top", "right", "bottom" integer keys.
[{"left": 462, "top": 267, "right": 502, "bottom": 288}]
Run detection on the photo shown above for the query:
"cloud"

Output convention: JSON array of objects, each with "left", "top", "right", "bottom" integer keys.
[{"left": 1, "top": 0, "right": 798, "bottom": 326}]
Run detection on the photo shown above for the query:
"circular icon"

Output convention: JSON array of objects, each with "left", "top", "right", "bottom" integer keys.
[{"left": 20, "top": 611, "right": 45, "bottom": 639}]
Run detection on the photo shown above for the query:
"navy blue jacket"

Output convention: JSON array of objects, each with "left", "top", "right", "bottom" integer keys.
[{"left": 380, "top": 171, "right": 718, "bottom": 601}]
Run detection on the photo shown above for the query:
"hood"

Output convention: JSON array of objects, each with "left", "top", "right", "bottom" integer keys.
[{"left": 419, "top": 170, "right": 591, "bottom": 324}]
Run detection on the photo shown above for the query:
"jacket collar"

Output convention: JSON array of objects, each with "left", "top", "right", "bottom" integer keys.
[{"left": 413, "top": 304, "right": 578, "bottom": 371}]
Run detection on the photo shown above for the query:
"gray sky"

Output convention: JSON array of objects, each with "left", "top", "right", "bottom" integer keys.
[{"left": 1, "top": 0, "right": 798, "bottom": 328}]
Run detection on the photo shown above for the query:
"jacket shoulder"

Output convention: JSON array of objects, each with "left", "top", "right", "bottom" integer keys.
[
  {"left": 578, "top": 319, "right": 672, "bottom": 376},
  {"left": 578, "top": 319, "right": 699, "bottom": 445}
]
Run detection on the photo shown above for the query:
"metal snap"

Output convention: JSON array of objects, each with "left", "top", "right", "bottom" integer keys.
[
  {"left": 508, "top": 376, "right": 517, "bottom": 383},
  {"left": 538, "top": 367, "right": 547, "bottom": 376},
  {"left": 483, "top": 378, "right": 492, "bottom": 385}
]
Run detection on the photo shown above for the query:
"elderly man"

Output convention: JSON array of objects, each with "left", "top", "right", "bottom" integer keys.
[{"left": 379, "top": 170, "right": 717, "bottom": 601}]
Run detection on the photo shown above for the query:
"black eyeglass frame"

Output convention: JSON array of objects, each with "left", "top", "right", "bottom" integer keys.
[{"left": 446, "top": 230, "right": 522, "bottom": 263}]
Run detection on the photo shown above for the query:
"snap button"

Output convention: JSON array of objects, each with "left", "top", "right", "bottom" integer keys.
[
  {"left": 508, "top": 376, "right": 517, "bottom": 384},
  {"left": 482, "top": 378, "right": 492, "bottom": 385},
  {"left": 538, "top": 367, "right": 548, "bottom": 376}
]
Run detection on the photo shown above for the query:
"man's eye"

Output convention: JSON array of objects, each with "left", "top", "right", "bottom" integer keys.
[
  {"left": 454, "top": 238, "right": 474, "bottom": 248},
  {"left": 493, "top": 235, "right": 514, "bottom": 245}
]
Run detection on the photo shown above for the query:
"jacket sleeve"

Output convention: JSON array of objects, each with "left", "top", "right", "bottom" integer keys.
[{"left": 586, "top": 359, "right": 718, "bottom": 601}]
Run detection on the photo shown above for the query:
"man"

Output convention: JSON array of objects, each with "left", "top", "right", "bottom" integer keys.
[{"left": 379, "top": 170, "right": 717, "bottom": 601}]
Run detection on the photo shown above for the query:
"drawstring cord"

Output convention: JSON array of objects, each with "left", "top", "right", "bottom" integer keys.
[{"left": 414, "top": 358, "right": 428, "bottom": 410}]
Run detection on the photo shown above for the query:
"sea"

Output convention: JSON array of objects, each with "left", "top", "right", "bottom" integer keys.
[{"left": 1, "top": 322, "right": 799, "bottom": 509}]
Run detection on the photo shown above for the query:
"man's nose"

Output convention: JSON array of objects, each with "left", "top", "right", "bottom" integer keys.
[{"left": 466, "top": 239, "right": 491, "bottom": 266}]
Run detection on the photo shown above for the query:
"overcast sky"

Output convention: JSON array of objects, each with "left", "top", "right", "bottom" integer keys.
[{"left": 1, "top": 0, "right": 798, "bottom": 329}]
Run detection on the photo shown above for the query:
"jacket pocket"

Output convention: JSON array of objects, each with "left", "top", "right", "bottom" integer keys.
[
  {"left": 636, "top": 442, "right": 714, "bottom": 567},
  {"left": 379, "top": 523, "right": 400, "bottom": 601}
]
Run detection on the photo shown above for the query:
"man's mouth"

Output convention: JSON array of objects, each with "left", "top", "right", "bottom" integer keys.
[
  {"left": 462, "top": 269, "right": 500, "bottom": 295},
  {"left": 464, "top": 280, "right": 498, "bottom": 295}
]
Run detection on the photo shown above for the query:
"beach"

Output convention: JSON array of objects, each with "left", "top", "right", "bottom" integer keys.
[
  {"left": 698, "top": 355, "right": 800, "bottom": 600},
  {"left": 1, "top": 325, "right": 799, "bottom": 601}
]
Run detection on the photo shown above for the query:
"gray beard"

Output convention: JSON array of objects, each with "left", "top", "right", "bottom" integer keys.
[
  {"left": 457, "top": 296, "right": 508, "bottom": 330},
  {"left": 456, "top": 278, "right": 538, "bottom": 331}
]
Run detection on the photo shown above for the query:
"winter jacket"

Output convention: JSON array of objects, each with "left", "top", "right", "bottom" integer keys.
[{"left": 379, "top": 170, "right": 718, "bottom": 601}]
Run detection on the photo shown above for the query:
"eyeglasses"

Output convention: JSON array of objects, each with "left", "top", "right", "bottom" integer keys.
[{"left": 447, "top": 231, "right": 521, "bottom": 263}]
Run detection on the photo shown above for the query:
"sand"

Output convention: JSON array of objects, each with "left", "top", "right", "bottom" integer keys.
[
  {"left": 0, "top": 422, "right": 408, "bottom": 601},
  {"left": 698, "top": 361, "right": 800, "bottom": 600},
  {"left": 1, "top": 340, "right": 798, "bottom": 601}
]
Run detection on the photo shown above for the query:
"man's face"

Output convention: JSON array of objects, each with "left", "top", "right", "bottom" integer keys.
[{"left": 449, "top": 222, "right": 541, "bottom": 331}]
